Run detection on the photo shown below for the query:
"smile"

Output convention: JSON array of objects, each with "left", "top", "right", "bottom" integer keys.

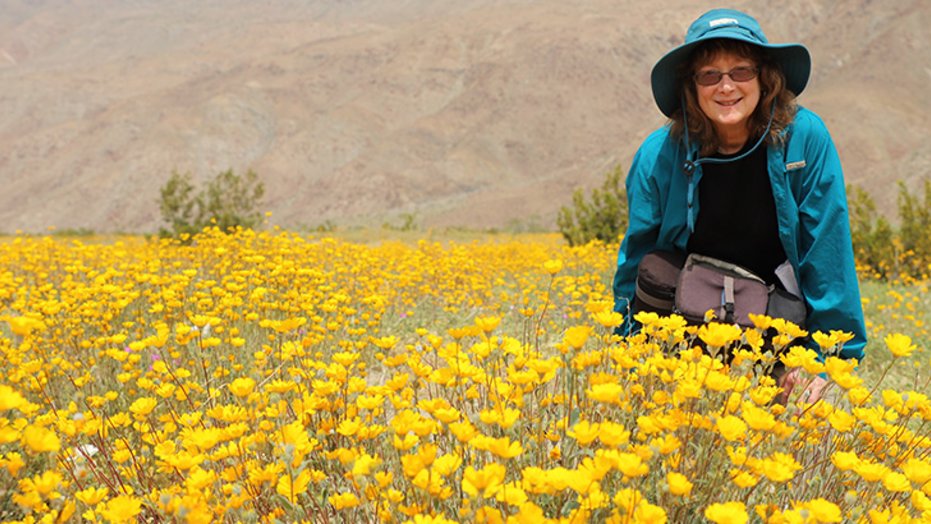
[{"left": 716, "top": 99, "right": 742, "bottom": 106}]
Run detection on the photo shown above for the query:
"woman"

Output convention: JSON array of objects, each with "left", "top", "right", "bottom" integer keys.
[{"left": 612, "top": 9, "right": 866, "bottom": 402}]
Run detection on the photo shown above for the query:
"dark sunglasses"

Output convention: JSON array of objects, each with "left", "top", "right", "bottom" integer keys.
[{"left": 694, "top": 66, "right": 759, "bottom": 86}]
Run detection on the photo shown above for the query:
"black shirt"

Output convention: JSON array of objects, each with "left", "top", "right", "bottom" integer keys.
[{"left": 686, "top": 142, "right": 786, "bottom": 285}]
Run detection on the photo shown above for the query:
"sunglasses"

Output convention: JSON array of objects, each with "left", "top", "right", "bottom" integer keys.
[{"left": 694, "top": 66, "right": 759, "bottom": 86}]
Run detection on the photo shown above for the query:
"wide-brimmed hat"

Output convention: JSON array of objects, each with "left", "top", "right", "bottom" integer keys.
[{"left": 651, "top": 9, "right": 811, "bottom": 117}]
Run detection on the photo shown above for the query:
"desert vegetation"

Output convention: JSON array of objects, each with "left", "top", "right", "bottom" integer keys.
[
  {"left": 0, "top": 224, "right": 928, "bottom": 522},
  {"left": 159, "top": 169, "right": 265, "bottom": 239}
]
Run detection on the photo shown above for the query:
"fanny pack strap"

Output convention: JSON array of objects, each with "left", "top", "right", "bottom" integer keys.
[{"left": 723, "top": 276, "right": 736, "bottom": 323}]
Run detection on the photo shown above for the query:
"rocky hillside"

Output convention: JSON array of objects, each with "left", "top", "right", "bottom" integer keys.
[{"left": 1, "top": 0, "right": 927, "bottom": 232}]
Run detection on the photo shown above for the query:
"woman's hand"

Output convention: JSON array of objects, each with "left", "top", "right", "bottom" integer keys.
[{"left": 778, "top": 368, "right": 829, "bottom": 404}]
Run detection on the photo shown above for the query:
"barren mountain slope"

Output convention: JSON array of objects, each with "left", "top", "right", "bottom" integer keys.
[{"left": 0, "top": 0, "right": 927, "bottom": 232}]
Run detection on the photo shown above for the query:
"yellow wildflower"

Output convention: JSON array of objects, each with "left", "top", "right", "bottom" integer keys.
[
  {"left": 562, "top": 326, "right": 591, "bottom": 351},
  {"left": 337, "top": 417, "right": 363, "bottom": 437},
  {"left": 882, "top": 472, "right": 911, "bottom": 492},
  {"left": 715, "top": 416, "right": 747, "bottom": 442},
  {"left": 462, "top": 463, "right": 506, "bottom": 498},
  {"left": 229, "top": 377, "right": 256, "bottom": 398},
  {"left": 698, "top": 323, "right": 742, "bottom": 348},
  {"left": 486, "top": 436, "right": 523, "bottom": 459},
  {"left": 22, "top": 425, "right": 60, "bottom": 453},
  {"left": 740, "top": 402, "right": 776, "bottom": 432},
  {"left": 1, "top": 452, "right": 26, "bottom": 476},
  {"left": 854, "top": 460, "right": 889, "bottom": 482},
  {"left": 186, "top": 466, "right": 217, "bottom": 492},
  {"left": 128, "top": 397, "right": 157, "bottom": 418},
  {"left": 479, "top": 407, "right": 520, "bottom": 429},
  {"left": 848, "top": 386, "right": 871, "bottom": 406},
  {"left": 432, "top": 453, "right": 462, "bottom": 477},
  {"left": 615, "top": 452, "right": 649, "bottom": 478},
  {"left": 97, "top": 495, "right": 143, "bottom": 523},
  {"left": 827, "top": 409, "right": 856, "bottom": 433},
  {"left": 730, "top": 469, "right": 758, "bottom": 488},
  {"left": 758, "top": 452, "right": 801, "bottom": 483},
  {"left": 592, "top": 309, "right": 624, "bottom": 328},
  {"left": 329, "top": 491, "right": 360, "bottom": 510},
  {"left": 474, "top": 315, "right": 501, "bottom": 334},
  {"left": 885, "top": 333, "right": 916, "bottom": 358},
  {"left": 543, "top": 259, "right": 564, "bottom": 275},
  {"left": 794, "top": 498, "right": 842, "bottom": 523},
  {"left": 634, "top": 502, "right": 668, "bottom": 523},
  {"left": 902, "top": 458, "right": 931, "bottom": 485},
  {"left": 667, "top": 472, "right": 693, "bottom": 496},
  {"left": 912, "top": 490, "right": 931, "bottom": 512},
  {"left": 0, "top": 384, "right": 27, "bottom": 411},
  {"left": 352, "top": 453, "right": 381, "bottom": 477},
  {"left": 277, "top": 470, "right": 313, "bottom": 504},
  {"left": 831, "top": 451, "right": 860, "bottom": 471},
  {"left": 494, "top": 481, "right": 528, "bottom": 506},
  {"left": 598, "top": 421, "right": 631, "bottom": 448},
  {"left": 705, "top": 501, "right": 748, "bottom": 524},
  {"left": 588, "top": 382, "right": 624, "bottom": 405},
  {"left": 4, "top": 315, "right": 46, "bottom": 337},
  {"left": 569, "top": 420, "right": 601, "bottom": 446}
]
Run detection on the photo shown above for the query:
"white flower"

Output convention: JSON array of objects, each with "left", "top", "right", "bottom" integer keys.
[{"left": 75, "top": 444, "right": 99, "bottom": 458}]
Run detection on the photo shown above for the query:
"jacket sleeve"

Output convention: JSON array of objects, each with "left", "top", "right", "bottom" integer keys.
[
  {"left": 613, "top": 140, "right": 663, "bottom": 333},
  {"left": 794, "top": 115, "right": 868, "bottom": 361}
]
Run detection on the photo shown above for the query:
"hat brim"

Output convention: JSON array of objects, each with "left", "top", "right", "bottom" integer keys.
[{"left": 650, "top": 32, "right": 811, "bottom": 117}]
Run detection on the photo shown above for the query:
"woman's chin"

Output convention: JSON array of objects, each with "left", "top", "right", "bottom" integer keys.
[{"left": 712, "top": 117, "right": 750, "bottom": 134}]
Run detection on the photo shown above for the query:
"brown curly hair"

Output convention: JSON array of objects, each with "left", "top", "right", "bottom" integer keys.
[{"left": 668, "top": 39, "right": 797, "bottom": 156}]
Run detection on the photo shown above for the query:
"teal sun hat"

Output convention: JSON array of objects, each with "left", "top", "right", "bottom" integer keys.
[{"left": 651, "top": 8, "right": 811, "bottom": 117}]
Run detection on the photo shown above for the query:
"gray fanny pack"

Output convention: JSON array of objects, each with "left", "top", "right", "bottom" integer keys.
[{"left": 635, "top": 251, "right": 807, "bottom": 328}]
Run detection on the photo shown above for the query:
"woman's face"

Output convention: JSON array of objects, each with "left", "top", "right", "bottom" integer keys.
[{"left": 694, "top": 51, "right": 761, "bottom": 139}]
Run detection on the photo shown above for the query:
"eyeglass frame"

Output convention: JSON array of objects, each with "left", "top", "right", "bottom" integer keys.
[{"left": 693, "top": 66, "right": 759, "bottom": 86}]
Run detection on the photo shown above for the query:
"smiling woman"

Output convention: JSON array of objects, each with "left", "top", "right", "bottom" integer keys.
[
  {"left": 693, "top": 55, "right": 761, "bottom": 153},
  {"left": 611, "top": 8, "right": 867, "bottom": 403},
  {"left": 670, "top": 37, "right": 799, "bottom": 158}
]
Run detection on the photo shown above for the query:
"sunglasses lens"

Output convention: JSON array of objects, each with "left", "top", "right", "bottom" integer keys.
[
  {"left": 695, "top": 71, "right": 722, "bottom": 86},
  {"left": 730, "top": 67, "right": 756, "bottom": 82}
]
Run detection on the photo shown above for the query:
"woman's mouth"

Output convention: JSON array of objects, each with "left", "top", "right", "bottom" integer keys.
[{"left": 716, "top": 99, "right": 742, "bottom": 107}]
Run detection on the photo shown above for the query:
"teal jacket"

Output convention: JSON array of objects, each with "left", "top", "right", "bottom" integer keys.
[{"left": 613, "top": 107, "right": 867, "bottom": 361}]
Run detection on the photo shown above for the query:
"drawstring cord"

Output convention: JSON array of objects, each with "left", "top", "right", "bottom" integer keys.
[{"left": 681, "top": 100, "right": 776, "bottom": 232}]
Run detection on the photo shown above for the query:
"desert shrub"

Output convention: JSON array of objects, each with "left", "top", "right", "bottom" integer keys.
[
  {"left": 383, "top": 212, "right": 418, "bottom": 232},
  {"left": 314, "top": 220, "right": 337, "bottom": 233},
  {"left": 847, "top": 184, "right": 895, "bottom": 279},
  {"left": 848, "top": 180, "right": 931, "bottom": 281},
  {"left": 159, "top": 169, "right": 265, "bottom": 238},
  {"left": 896, "top": 179, "right": 931, "bottom": 279},
  {"left": 557, "top": 165, "right": 627, "bottom": 246}
]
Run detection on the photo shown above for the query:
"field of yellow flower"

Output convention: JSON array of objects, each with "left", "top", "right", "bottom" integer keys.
[{"left": 1, "top": 227, "right": 930, "bottom": 523}]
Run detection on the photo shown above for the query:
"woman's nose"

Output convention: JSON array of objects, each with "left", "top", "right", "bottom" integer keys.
[{"left": 718, "top": 77, "right": 736, "bottom": 92}]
